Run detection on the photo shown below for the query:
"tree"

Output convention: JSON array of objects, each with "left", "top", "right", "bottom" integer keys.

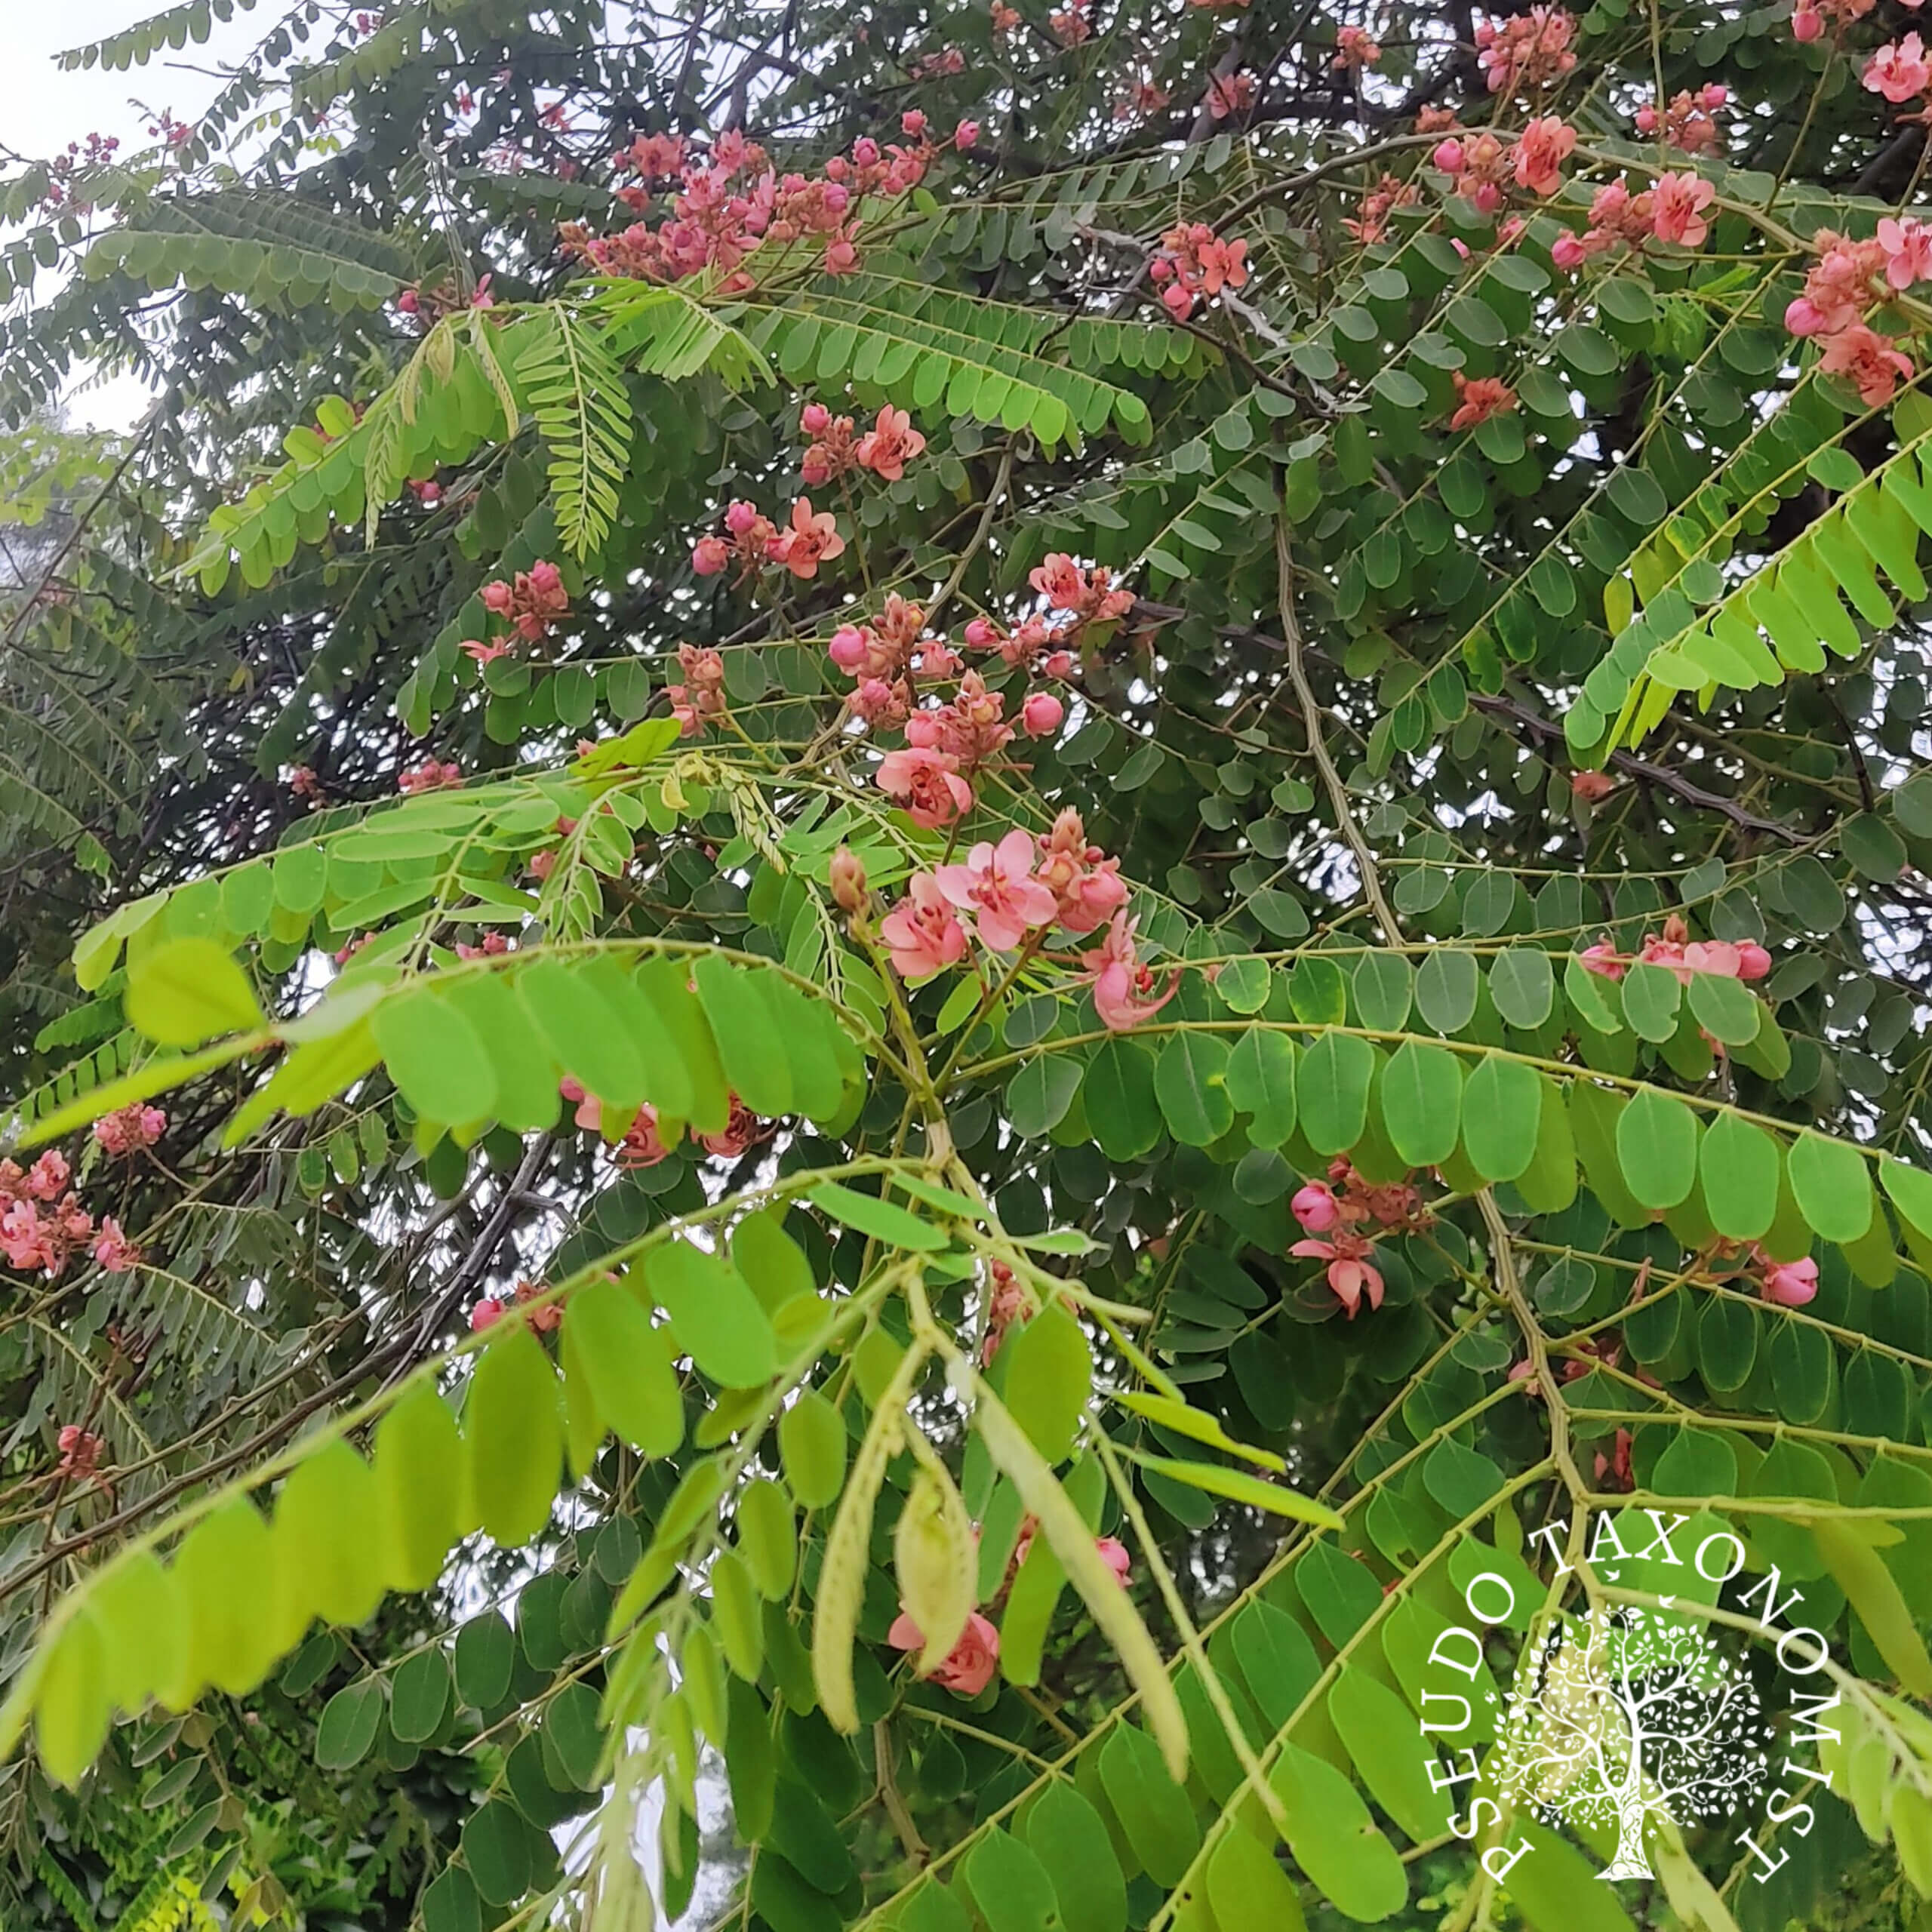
[
  {"left": 1490, "top": 1604, "right": 1774, "bottom": 1882},
  {"left": 8, "top": 2, "right": 1932, "bottom": 1930}
]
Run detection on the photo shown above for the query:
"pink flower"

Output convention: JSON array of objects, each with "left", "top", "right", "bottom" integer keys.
[
  {"left": 1879, "top": 215, "right": 1932, "bottom": 290},
  {"left": 469, "top": 1297, "right": 507, "bottom": 1332},
  {"left": 1792, "top": 6, "right": 1824, "bottom": 38},
  {"left": 1095, "top": 1537, "right": 1132, "bottom": 1583},
  {"left": 955, "top": 119, "right": 980, "bottom": 149},
  {"left": 56, "top": 1425, "right": 106, "bottom": 1482},
  {"left": 880, "top": 873, "right": 970, "bottom": 980},
  {"left": 1020, "top": 691, "right": 1065, "bottom": 738},
  {"left": 1571, "top": 768, "right": 1615, "bottom": 802},
  {"left": 93, "top": 1104, "right": 166, "bottom": 1157},
  {"left": 1433, "top": 137, "right": 1467, "bottom": 175},
  {"left": 888, "top": 1608, "right": 1000, "bottom": 1695},
  {"left": 901, "top": 109, "right": 928, "bottom": 137},
  {"left": 696, "top": 1095, "right": 768, "bottom": 1159},
  {"left": 91, "top": 1217, "right": 141, "bottom": 1272},
  {"left": 26, "top": 1152, "right": 69, "bottom": 1201},
  {"left": 1551, "top": 229, "right": 1588, "bottom": 272},
  {"left": 1291, "top": 1182, "right": 1341, "bottom": 1234},
  {"left": 1578, "top": 940, "right": 1626, "bottom": 981},
  {"left": 1651, "top": 171, "right": 1715, "bottom": 248},
  {"left": 766, "top": 496, "right": 845, "bottom": 579},
  {"left": 1334, "top": 23, "right": 1381, "bottom": 68},
  {"left": 1736, "top": 941, "right": 1772, "bottom": 981},
  {"left": 876, "top": 746, "right": 973, "bottom": 829},
  {"left": 1291, "top": 1232, "right": 1384, "bottom": 1318},
  {"left": 1757, "top": 1252, "right": 1818, "bottom": 1308},
  {"left": 1512, "top": 116, "right": 1576, "bottom": 197},
  {"left": 463, "top": 638, "right": 513, "bottom": 664},
  {"left": 1033, "top": 808, "right": 1128, "bottom": 935},
  {"left": 1865, "top": 34, "right": 1931, "bottom": 103},
  {"left": 1449, "top": 373, "right": 1516, "bottom": 432},
  {"left": 617, "top": 1106, "right": 674, "bottom": 1168},
  {"left": 934, "top": 829, "right": 1059, "bottom": 952},
  {"left": 1821, "top": 323, "right": 1915, "bottom": 405},
  {"left": 854, "top": 405, "right": 926, "bottom": 481},
  {"left": 1080, "top": 913, "right": 1179, "bottom": 1032}
]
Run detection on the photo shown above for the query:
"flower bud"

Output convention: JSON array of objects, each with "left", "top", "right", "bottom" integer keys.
[
  {"left": 955, "top": 118, "right": 980, "bottom": 149},
  {"left": 1433, "top": 137, "right": 1466, "bottom": 174},
  {"left": 829, "top": 623, "right": 869, "bottom": 669},
  {"left": 830, "top": 844, "right": 869, "bottom": 912},
  {"left": 1021, "top": 691, "right": 1066, "bottom": 737},
  {"left": 801, "top": 401, "right": 832, "bottom": 435}
]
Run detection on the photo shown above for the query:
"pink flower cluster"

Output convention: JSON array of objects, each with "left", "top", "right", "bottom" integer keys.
[
  {"left": 1289, "top": 1158, "right": 1429, "bottom": 1319},
  {"left": 878, "top": 811, "right": 1132, "bottom": 982},
  {"left": 0, "top": 1152, "right": 137, "bottom": 1280},
  {"left": 1049, "top": 0, "right": 1091, "bottom": 45},
  {"left": 561, "top": 1079, "right": 772, "bottom": 1168},
  {"left": 565, "top": 122, "right": 945, "bottom": 290},
  {"left": 800, "top": 401, "right": 928, "bottom": 486},
  {"left": 1865, "top": 32, "right": 1930, "bottom": 100},
  {"left": 1475, "top": 6, "right": 1579, "bottom": 97},
  {"left": 1790, "top": 0, "right": 1872, "bottom": 38},
  {"left": 1577, "top": 912, "right": 1772, "bottom": 984},
  {"left": 1432, "top": 120, "right": 1575, "bottom": 214},
  {"left": 92, "top": 1103, "right": 166, "bottom": 1158},
  {"left": 1449, "top": 372, "right": 1516, "bottom": 431},
  {"left": 1550, "top": 172, "right": 1715, "bottom": 271},
  {"left": 1334, "top": 25, "right": 1382, "bottom": 69},
  {"left": 831, "top": 593, "right": 958, "bottom": 729},
  {"left": 1635, "top": 85, "right": 1727, "bottom": 155},
  {"left": 470, "top": 1278, "right": 563, "bottom": 1337},
  {"left": 668, "top": 643, "right": 728, "bottom": 738},
  {"left": 1752, "top": 1247, "right": 1818, "bottom": 1308},
  {"left": 1343, "top": 172, "right": 1423, "bottom": 245},
  {"left": 1149, "top": 223, "right": 1251, "bottom": 321},
  {"left": 398, "top": 759, "right": 462, "bottom": 794},
  {"left": 479, "top": 561, "right": 569, "bottom": 643},
  {"left": 691, "top": 496, "right": 845, "bottom": 582},
  {"left": 1784, "top": 226, "right": 1921, "bottom": 405},
  {"left": 1204, "top": 72, "right": 1257, "bottom": 121},
  {"left": 886, "top": 1512, "right": 1132, "bottom": 1695},
  {"left": 56, "top": 1424, "right": 106, "bottom": 1484}
]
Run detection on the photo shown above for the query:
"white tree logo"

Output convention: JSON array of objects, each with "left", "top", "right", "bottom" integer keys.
[{"left": 1486, "top": 1602, "right": 1775, "bottom": 1881}]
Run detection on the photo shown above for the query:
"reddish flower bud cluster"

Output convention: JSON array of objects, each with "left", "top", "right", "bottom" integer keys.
[
  {"left": 1475, "top": 6, "right": 1579, "bottom": 97},
  {"left": 1289, "top": 1159, "right": 1432, "bottom": 1319},
  {"left": 668, "top": 643, "right": 728, "bottom": 738},
  {"left": 1343, "top": 173, "right": 1422, "bottom": 245},
  {"left": 1334, "top": 25, "right": 1382, "bottom": 69},
  {"left": 398, "top": 759, "right": 462, "bottom": 794},
  {"left": 92, "top": 1103, "right": 166, "bottom": 1158},
  {"left": 1634, "top": 85, "right": 1727, "bottom": 155},
  {"left": 1149, "top": 223, "right": 1250, "bottom": 321},
  {"left": 564, "top": 122, "right": 946, "bottom": 292},
  {"left": 470, "top": 1278, "right": 564, "bottom": 1337},
  {"left": 477, "top": 560, "right": 569, "bottom": 645}
]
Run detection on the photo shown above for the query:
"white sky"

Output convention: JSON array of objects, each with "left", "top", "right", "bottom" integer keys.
[{"left": 2, "top": 0, "right": 269, "bottom": 426}]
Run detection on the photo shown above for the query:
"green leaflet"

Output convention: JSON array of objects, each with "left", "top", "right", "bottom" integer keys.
[
  {"left": 1297, "top": 1030, "right": 1375, "bottom": 1155},
  {"left": 645, "top": 1241, "right": 779, "bottom": 1389},
  {"left": 463, "top": 1326, "right": 564, "bottom": 1548},
  {"left": 1000, "top": 1303, "right": 1091, "bottom": 1466},
  {"left": 1378, "top": 1039, "right": 1463, "bottom": 1168},
  {"left": 1267, "top": 1740, "right": 1408, "bottom": 1921},
  {"left": 561, "top": 1277, "right": 686, "bottom": 1454}
]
